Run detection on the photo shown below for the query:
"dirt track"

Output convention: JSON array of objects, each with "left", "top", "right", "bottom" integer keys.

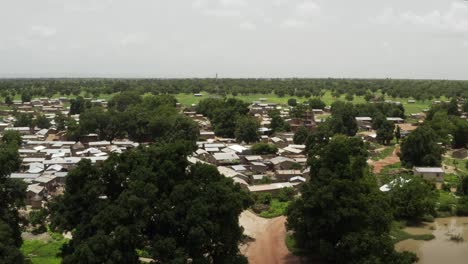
[
  {"left": 240, "top": 211, "right": 302, "bottom": 264},
  {"left": 371, "top": 146, "right": 400, "bottom": 174}
]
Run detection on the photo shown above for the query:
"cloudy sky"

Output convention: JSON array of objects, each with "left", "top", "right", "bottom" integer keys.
[{"left": 1, "top": 0, "right": 468, "bottom": 79}]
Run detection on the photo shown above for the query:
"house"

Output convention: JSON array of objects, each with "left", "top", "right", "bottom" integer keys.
[
  {"left": 217, "top": 166, "right": 249, "bottom": 183},
  {"left": 355, "top": 117, "right": 372, "bottom": 130},
  {"left": 413, "top": 167, "right": 444, "bottom": 182},
  {"left": 275, "top": 170, "right": 302, "bottom": 181},
  {"left": 26, "top": 184, "right": 45, "bottom": 209},
  {"left": 213, "top": 152, "right": 240, "bottom": 165},
  {"left": 247, "top": 182, "right": 298, "bottom": 194},
  {"left": 269, "top": 156, "right": 296, "bottom": 170},
  {"left": 452, "top": 149, "right": 467, "bottom": 159},
  {"left": 199, "top": 131, "right": 215, "bottom": 140},
  {"left": 250, "top": 162, "right": 268, "bottom": 173},
  {"left": 386, "top": 117, "right": 404, "bottom": 124}
]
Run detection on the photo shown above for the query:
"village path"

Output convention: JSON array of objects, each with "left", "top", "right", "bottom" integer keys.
[
  {"left": 371, "top": 146, "right": 400, "bottom": 174},
  {"left": 240, "top": 211, "right": 302, "bottom": 264}
]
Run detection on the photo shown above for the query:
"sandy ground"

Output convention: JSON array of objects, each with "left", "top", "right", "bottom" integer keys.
[
  {"left": 240, "top": 211, "right": 302, "bottom": 264},
  {"left": 371, "top": 146, "right": 400, "bottom": 174}
]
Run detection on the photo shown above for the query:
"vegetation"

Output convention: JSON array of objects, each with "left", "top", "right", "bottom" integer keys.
[
  {"left": 250, "top": 143, "right": 278, "bottom": 155},
  {"left": 49, "top": 142, "right": 251, "bottom": 263},
  {"left": 400, "top": 126, "right": 443, "bottom": 168},
  {"left": 287, "top": 135, "right": 417, "bottom": 263},
  {"left": 390, "top": 222, "right": 435, "bottom": 243}
]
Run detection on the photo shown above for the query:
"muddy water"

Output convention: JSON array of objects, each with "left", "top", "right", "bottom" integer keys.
[{"left": 395, "top": 217, "right": 468, "bottom": 264}]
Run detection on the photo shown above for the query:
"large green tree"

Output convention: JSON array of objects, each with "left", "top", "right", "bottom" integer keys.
[
  {"left": 287, "top": 135, "right": 416, "bottom": 263},
  {"left": 235, "top": 116, "right": 259, "bottom": 143},
  {"left": 50, "top": 142, "right": 251, "bottom": 264},
  {"left": 400, "top": 126, "right": 443, "bottom": 168},
  {"left": 0, "top": 142, "right": 26, "bottom": 263}
]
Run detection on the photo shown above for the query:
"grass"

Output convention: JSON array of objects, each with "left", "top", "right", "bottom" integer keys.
[
  {"left": 371, "top": 145, "right": 396, "bottom": 161},
  {"left": 258, "top": 199, "right": 290, "bottom": 218},
  {"left": 443, "top": 157, "right": 468, "bottom": 175},
  {"left": 21, "top": 237, "right": 66, "bottom": 264},
  {"left": 379, "top": 162, "right": 403, "bottom": 175},
  {"left": 174, "top": 91, "right": 431, "bottom": 114},
  {"left": 437, "top": 190, "right": 458, "bottom": 213},
  {"left": 390, "top": 221, "right": 435, "bottom": 243}
]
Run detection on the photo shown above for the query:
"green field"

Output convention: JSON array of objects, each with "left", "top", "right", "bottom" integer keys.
[
  {"left": 21, "top": 239, "right": 64, "bottom": 264},
  {"left": 258, "top": 199, "right": 290, "bottom": 218},
  {"left": 174, "top": 91, "right": 432, "bottom": 114}
]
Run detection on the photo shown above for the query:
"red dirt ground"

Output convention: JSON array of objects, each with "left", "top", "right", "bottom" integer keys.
[{"left": 371, "top": 146, "right": 400, "bottom": 174}]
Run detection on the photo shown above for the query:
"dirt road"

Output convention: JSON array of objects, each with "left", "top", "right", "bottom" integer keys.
[
  {"left": 240, "top": 211, "right": 302, "bottom": 264},
  {"left": 371, "top": 146, "right": 400, "bottom": 174}
]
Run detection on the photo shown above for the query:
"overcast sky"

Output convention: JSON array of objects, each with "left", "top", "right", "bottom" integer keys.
[{"left": 1, "top": 0, "right": 468, "bottom": 79}]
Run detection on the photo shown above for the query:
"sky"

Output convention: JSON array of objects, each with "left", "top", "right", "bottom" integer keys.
[{"left": 1, "top": 0, "right": 468, "bottom": 79}]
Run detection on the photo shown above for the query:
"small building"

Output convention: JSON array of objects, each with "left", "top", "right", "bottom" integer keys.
[
  {"left": 213, "top": 152, "right": 240, "bottom": 165},
  {"left": 275, "top": 170, "right": 302, "bottom": 181},
  {"left": 452, "top": 149, "right": 467, "bottom": 159},
  {"left": 413, "top": 167, "right": 445, "bottom": 182},
  {"left": 250, "top": 162, "right": 268, "bottom": 173},
  {"left": 247, "top": 182, "right": 298, "bottom": 194},
  {"left": 270, "top": 156, "right": 296, "bottom": 170}
]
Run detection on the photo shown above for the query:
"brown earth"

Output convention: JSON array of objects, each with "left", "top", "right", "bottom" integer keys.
[
  {"left": 371, "top": 146, "right": 400, "bottom": 174},
  {"left": 241, "top": 211, "right": 303, "bottom": 264}
]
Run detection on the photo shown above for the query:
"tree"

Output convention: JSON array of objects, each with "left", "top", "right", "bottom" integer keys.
[
  {"left": 1, "top": 131, "right": 21, "bottom": 146},
  {"left": 376, "top": 120, "right": 394, "bottom": 145},
  {"left": 345, "top": 93, "right": 354, "bottom": 101},
  {"left": 69, "top": 96, "right": 91, "bottom": 115},
  {"left": 287, "top": 98, "right": 297, "bottom": 107},
  {"left": 400, "top": 126, "right": 443, "bottom": 168},
  {"left": 4, "top": 95, "right": 13, "bottom": 106},
  {"left": 50, "top": 143, "right": 251, "bottom": 263},
  {"left": 0, "top": 142, "right": 26, "bottom": 263},
  {"left": 14, "top": 113, "right": 33, "bottom": 128},
  {"left": 34, "top": 115, "right": 51, "bottom": 129},
  {"left": 293, "top": 126, "right": 309, "bottom": 144},
  {"left": 269, "top": 110, "right": 289, "bottom": 133},
  {"left": 307, "top": 98, "right": 326, "bottom": 109},
  {"left": 54, "top": 112, "right": 67, "bottom": 131},
  {"left": 235, "top": 116, "right": 259, "bottom": 143},
  {"left": 328, "top": 101, "right": 358, "bottom": 136},
  {"left": 108, "top": 91, "right": 142, "bottom": 112},
  {"left": 395, "top": 125, "right": 401, "bottom": 143},
  {"left": 21, "top": 91, "right": 31, "bottom": 103},
  {"left": 287, "top": 135, "right": 416, "bottom": 263},
  {"left": 388, "top": 176, "right": 437, "bottom": 222},
  {"left": 251, "top": 143, "right": 278, "bottom": 155}
]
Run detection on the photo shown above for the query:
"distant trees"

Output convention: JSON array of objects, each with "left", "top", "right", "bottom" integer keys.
[
  {"left": 197, "top": 98, "right": 250, "bottom": 138},
  {"left": 400, "top": 126, "right": 443, "bottom": 168},
  {"left": 287, "top": 98, "right": 297, "bottom": 107},
  {"left": 287, "top": 135, "right": 416, "bottom": 263},
  {"left": 307, "top": 98, "right": 326, "bottom": 109},
  {"left": 21, "top": 91, "right": 31, "bottom": 103},
  {"left": 49, "top": 143, "right": 251, "bottom": 263},
  {"left": 69, "top": 96, "right": 91, "bottom": 115},
  {"left": 235, "top": 116, "right": 259, "bottom": 143}
]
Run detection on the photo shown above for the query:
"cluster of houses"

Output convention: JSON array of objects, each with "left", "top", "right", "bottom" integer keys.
[{"left": 2, "top": 96, "right": 467, "bottom": 208}]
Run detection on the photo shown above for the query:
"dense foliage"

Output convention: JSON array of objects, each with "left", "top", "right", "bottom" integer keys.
[
  {"left": 400, "top": 126, "right": 443, "bottom": 168},
  {"left": 0, "top": 139, "right": 26, "bottom": 263},
  {"left": 49, "top": 142, "right": 252, "bottom": 264},
  {"left": 287, "top": 135, "right": 417, "bottom": 263}
]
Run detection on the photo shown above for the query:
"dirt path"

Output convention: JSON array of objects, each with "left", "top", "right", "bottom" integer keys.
[
  {"left": 240, "top": 211, "right": 302, "bottom": 264},
  {"left": 371, "top": 146, "right": 400, "bottom": 174}
]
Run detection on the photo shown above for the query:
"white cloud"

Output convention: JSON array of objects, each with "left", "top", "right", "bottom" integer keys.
[
  {"left": 239, "top": 21, "right": 256, "bottom": 30},
  {"left": 220, "top": 0, "right": 247, "bottom": 8},
  {"left": 192, "top": 0, "right": 207, "bottom": 9},
  {"left": 280, "top": 18, "right": 307, "bottom": 29},
  {"left": 30, "top": 25, "right": 56, "bottom": 38},
  {"left": 295, "top": 1, "right": 320, "bottom": 17},
  {"left": 202, "top": 8, "right": 241, "bottom": 17},
  {"left": 120, "top": 33, "right": 149, "bottom": 46},
  {"left": 374, "top": 2, "right": 468, "bottom": 33}
]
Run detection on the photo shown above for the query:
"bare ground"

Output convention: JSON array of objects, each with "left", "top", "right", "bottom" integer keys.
[
  {"left": 370, "top": 146, "right": 400, "bottom": 174},
  {"left": 240, "top": 211, "right": 303, "bottom": 264}
]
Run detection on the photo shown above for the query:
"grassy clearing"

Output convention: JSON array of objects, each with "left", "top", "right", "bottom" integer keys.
[
  {"left": 437, "top": 190, "right": 458, "bottom": 214},
  {"left": 444, "top": 157, "right": 468, "bottom": 174},
  {"left": 390, "top": 222, "right": 435, "bottom": 243},
  {"left": 379, "top": 162, "right": 403, "bottom": 175},
  {"left": 258, "top": 199, "right": 290, "bottom": 218},
  {"left": 371, "top": 146, "right": 396, "bottom": 161},
  {"left": 174, "top": 91, "right": 431, "bottom": 114},
  {"left": 21, "top": 236, "right": 66, "bottom": 264}
]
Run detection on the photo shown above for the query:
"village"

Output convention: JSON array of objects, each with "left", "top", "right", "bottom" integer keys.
[{"left": 2, "top": 95, "right": 466, "bottom": 214}]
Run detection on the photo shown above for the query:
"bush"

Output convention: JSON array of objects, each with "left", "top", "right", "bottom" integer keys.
[
  {"left": 251, "top": 143, "right": 278, "bottom": 155},
  {"left": 456, "top": 196, "right": 468, "bottom": 216}
]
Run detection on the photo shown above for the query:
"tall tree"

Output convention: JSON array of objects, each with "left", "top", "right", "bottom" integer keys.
[
  {"left": 287, "top": 135, "right": 416, "bottom": 263},
  {"left": 235, "top": 116, "right": 259, "bottom": 143},
  {"left": 400, "top": 126, "right": 443, "bottom": 168}
]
